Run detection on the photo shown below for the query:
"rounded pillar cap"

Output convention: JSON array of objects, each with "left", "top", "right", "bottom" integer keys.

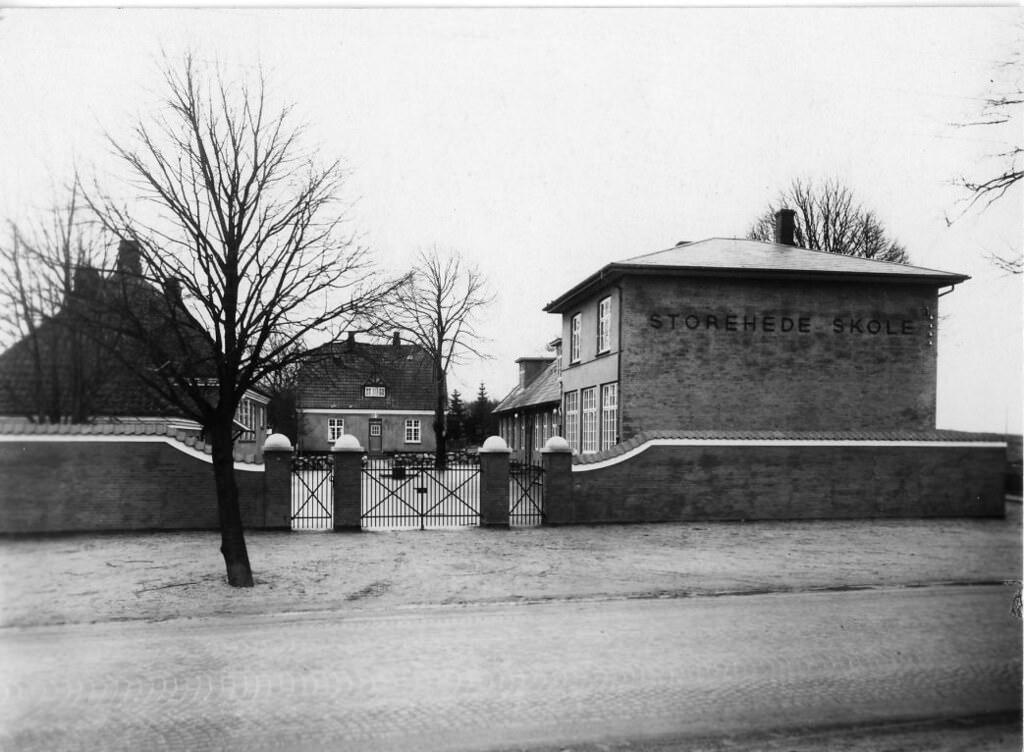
[
  {"left": 541, "top": 436, "right": 572, "bottom": 453},
  {"left": 263, "top": 433, "right": 293, "bottom": 452},
  {"left": 332, "top": 434, "right": 364, "bottom": 452},
  {"left": 479, "top": 435, "right": 511, "bottom": 454}
]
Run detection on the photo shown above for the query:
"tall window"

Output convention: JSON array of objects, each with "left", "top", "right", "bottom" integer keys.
[
  {"left": 404, "top": 419, "right": 421, "bottom": 444},
  {"left": 235, "top": 399, "right": 256, "bottom": 442},
  {"left": 564, "top": 390, "right": 579, "bottom": 451},
  {"left": 581, "top": 386, "right": 598, "bottom": 454},
  {"left": 328, "top": 418, "right": 345, "bottom": 442},
  {"left": 597, "top": 297, "right": 611, "bottom": 353},
  {"left": 570, "top": 313, "right": 581, "bottom": 363},
  {"left": 601, "top": 383, "right": 618, "bottom": 450}
]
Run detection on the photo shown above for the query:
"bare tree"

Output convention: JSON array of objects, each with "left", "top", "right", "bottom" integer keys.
[
  {"left": 383, "top": 248, "right": 492, "bottom": 467},
  {"left": 748, "top": 178, "right": 910, "bottom": 264},
  {"left": 950, "top": 22, "right": 1022, "bottom": 273},
  {"left": 0, "top": 185, "right": 112, "bottom": 423},
  {"left": 87, "top": 54, "right": 403, "bottom": 587}
]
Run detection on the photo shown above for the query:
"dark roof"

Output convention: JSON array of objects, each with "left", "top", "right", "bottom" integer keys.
[
  {"left": 296, "top": 340, "right": 435, "bottom": 411},
  {"left": 545, "top": 238, "right": 970, "bottom": 313},
  {"left": 494, "top": 360, "right": 560, "bottom": 414},
  {"left": 0, "top": 266, "right": 214, "bottom": 420}
]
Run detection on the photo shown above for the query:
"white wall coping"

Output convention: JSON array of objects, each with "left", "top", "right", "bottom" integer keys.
[
  {"left": 0, "top": 434, "right": 265, "bottom": 472},
  {"left": 298, "top": 408, "right": 434, "bottom": 416},
  {"left": 573, "top": 437, "right": 1008, "bottom": 472}
]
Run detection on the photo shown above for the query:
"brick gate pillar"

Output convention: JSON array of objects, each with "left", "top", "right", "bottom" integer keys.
[
  {"left": 542, "top": 436, "right": 574, "bottom": 525},
  {"left": 479, "top": 435, "right": 511, "bottom": 528},
  {"left": 262, "top": 434, "right": 294, "bottom": 530},
  {"left": 332, "top": 434, "right": 365, "bottom": 532}
]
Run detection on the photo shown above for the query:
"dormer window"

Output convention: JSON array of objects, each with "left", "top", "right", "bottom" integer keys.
[{"left": 364, "top": 384, "right": 386, "bottom": 398}]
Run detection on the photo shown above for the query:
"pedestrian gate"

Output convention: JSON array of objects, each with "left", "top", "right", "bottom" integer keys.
[
  {"left": 291, "top": 453, "right": 333, "bottom": 530},
  {"left": 361, "top": 454, "right": 480, "bottom": 530},
  {"left": 510, "top": 460, "right": 544, "bottom": 526}
]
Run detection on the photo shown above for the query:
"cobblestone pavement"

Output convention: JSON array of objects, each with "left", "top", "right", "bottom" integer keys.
[{"left": 0, "top": 585, "right": 1019, "bottom": 752}]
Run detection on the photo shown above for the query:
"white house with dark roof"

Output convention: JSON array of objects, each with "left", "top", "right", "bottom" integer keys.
[
  {"left": 294, "top": 332, "right": 436, "bottom": 454},
  {"left": 543, "top": 210, "right": 969, "bottom": 454}
]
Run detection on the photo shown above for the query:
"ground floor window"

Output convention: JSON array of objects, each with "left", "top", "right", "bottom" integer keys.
[
  {"left": 581, "top": 386, "right": 598, "bottom": 454},
  {"left": 601, "top": 382, "right": 618, "bottom": 450},
  {"left": 405, "top": 419, "right": 422, "bottom": 444},
  {"left": 328, "top": 418, "right": 345, "bottom": 442},
  {"left": 235, "top": 398, "right": 261, "bottom": 442},
  {"left": 564, "top": 391, "right": 579, "bottom": 452}
]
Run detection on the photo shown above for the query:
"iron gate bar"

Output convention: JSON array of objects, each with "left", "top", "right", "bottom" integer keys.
[
  {"left": 509, "top": 461, "right": 544, "bottom": 526},
  {"left": 291, "top": 453, "right": 334, "bottom": 530},
  {"left": 361, "top": 454, "right": 481, "bottom": 529}
]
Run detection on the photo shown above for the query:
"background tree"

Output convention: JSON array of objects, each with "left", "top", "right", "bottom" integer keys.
[
  {"left": 87, "top": 55, "right": 401, "bottom": 587},
  {"left": 381, "top": 248, "right": 492, "bottom": 467},
  {"left": 748, "top": 178, "right": 910, "bottom": 264},
  {"left": 0, "top": 185, "right": 112, "bottom": 423},
  {"left": 464, "top": 382, "right": 499, "bottom": 447},
  {"left": 261, "top": 337, "right": 307, "bottom": 445},
  {"left": 446, "top": 389, "right": 466, "bottom": 449},
  {"left": 950, "top": 21, "right": 1022, "bottom": 273}
]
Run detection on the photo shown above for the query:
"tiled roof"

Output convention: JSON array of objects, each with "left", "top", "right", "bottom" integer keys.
[
  {"left": 0, "top": 419, "right": 261, "bottom": 464},
  {"left": 545, "top": 237, "right": 969, "bottom": 312},
  {"left": 0, "top": 273, "right": 214, "bottom": 420},
  {"left": 296, "top": 340, "right": 435, "bottom": 411},
  {"left": 572, "top": 429, "right": 1008, "bottom": 465},
  {"left": 494, "top": 360, "right": 560, "bottom": 414}
]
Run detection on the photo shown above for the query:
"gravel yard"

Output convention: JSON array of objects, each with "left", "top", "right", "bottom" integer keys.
[{"left": 0, "top": 503, "right": 1019, "bottom": 628}]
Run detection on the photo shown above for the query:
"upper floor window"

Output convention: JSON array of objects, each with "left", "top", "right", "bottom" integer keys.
[
  {"left": 597, "top": 297, "right": 611, "bottom": 354},
  {"left": 570, "top": 313, "right": 581, "bottom": 364},
  {"left": 364, "top": 385, "right": 386, "bottom": 398}
]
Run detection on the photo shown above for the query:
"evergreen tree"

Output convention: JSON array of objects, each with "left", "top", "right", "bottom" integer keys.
[
  {"left": 447, "top": 389, "right": 466, "bottom": 447},
  {"left": 466, "top": 382, "right": 499, "bottom": 445}
]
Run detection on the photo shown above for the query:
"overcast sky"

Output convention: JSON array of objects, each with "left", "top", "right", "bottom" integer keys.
[{"left": 0, "top": 7, "right": 1020, "bottom": 432}]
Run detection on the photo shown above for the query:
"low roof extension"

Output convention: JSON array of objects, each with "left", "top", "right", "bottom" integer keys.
[{"left": 544, "top": 238, "right": 970, "bottom": 313}]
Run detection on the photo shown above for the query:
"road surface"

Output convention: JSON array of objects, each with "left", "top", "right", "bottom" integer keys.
[{"left": 0, "top": 585, "right": 1019, "bottom": 751}]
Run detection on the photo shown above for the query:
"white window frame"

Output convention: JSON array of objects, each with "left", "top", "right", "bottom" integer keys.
[
  {"left": 581, "top": 386, "right": 598, "bottom": 454},
  {"left": 597, "top": 297, "right": 611, "bottom": 354},
  {"left": 404, "top": 419, "right": 422, "bottom": 444},
  {"left": 570, "top": 313, "right": 581, "bottom": 364},
  {"left": 328, "top": 418, "right": 345, "bottom": 442},
  {"left": 369, "top": 423, "right": 382, "bottom": 437},
  {"left": 564, "top": 390, "right": 579, "bottom": 452},
  {"left": 235, "top": 399, "right": 256, "bottom": 442},
  {"left": 601, "top": 382, "right": 618, "bottom": 450},
  {"left": 363, "top": 385, "right": 386, "bottom": 398}
]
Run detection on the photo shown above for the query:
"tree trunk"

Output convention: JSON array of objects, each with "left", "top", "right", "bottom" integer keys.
[
  {"left": 210, "top": 419, "right": 254, "bottom": 587},
  {"left": 434, "top": 372, "right": 447, "bottom": 469}
]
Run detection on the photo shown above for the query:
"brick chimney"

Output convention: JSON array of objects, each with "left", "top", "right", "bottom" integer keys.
[
  {"left": 117, "top": 239, "right": 142, "bottom": 276},
  {"left": 774, "top": 209, "right": 797, "bottom": 246},
  {"left": 346, "top": 331, "right": 356, "bottom": 351},
  {"left": 392, "top": 331, "right": 401, "bottom": 347},
  {"left": 72, "top": 266, "right": 101, "bottom": 298},
  {"left": 517, "top": 357, "right": 554, "bottom": 389}
]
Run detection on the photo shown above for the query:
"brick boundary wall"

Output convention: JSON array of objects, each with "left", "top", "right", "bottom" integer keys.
[
  {"left": 0, "top": 436, "right": 268, "bottom": 534},
  {"left": 564, "top": 438, "right": 1007, "bottom": 523}
]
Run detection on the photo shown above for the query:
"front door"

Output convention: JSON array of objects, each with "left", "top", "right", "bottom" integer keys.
[{"left": 368, "top": 419, "right": 383, "bottom": 455}]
